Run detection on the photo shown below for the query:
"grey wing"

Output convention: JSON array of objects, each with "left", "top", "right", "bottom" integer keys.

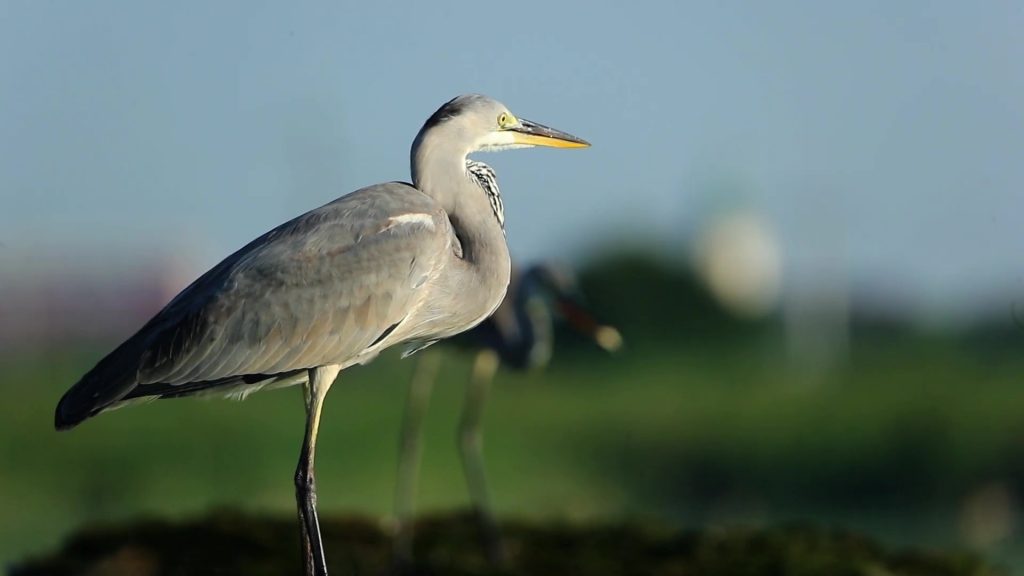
[{"left": 56, "top": 183, "right": 452, "bottom": 427}]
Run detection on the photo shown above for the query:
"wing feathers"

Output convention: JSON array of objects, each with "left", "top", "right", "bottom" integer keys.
[{"left": 56, "top": 183, "right": 453, "bottom": 428}]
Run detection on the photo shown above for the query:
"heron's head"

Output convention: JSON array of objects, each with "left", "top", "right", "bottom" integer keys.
[{"left": 416, "top": 94, "right": 590, "bottom": 155}]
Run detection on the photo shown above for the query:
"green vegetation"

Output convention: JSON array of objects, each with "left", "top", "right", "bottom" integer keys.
[
  {"left": 2, "top": 336, "right": 1022, "bottom": 571},
  {"left": 13, "top": 510, "right": 1002, "bottom": 576},
  {"left": 2, "top": 255, "right": 1022, "bottom": 571}
]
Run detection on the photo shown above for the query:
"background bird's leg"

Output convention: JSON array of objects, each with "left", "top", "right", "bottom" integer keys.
[
  {"left": 458, "top": 348, "right": 505, "bottom": 564},
  {"left": 393, "top": 351, "right": 443, "bottom": 570},
  {"left": 295, "top": 365, "right": 341, "bottom": 576}
]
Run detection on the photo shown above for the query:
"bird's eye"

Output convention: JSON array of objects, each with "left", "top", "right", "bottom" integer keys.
[{"left": 497, "top": 112, "right": 514, "bottom": 128}]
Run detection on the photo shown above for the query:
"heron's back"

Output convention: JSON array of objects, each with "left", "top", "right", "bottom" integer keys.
[{"left": 56, "top": 182, "right": 457, "bottom": 429}]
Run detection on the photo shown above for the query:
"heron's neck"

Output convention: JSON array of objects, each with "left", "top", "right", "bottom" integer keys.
[{"left": 412, "top": 141, "right": 511, "bottom": 325}]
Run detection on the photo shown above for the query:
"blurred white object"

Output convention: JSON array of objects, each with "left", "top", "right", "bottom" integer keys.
[
  {"left": 960, "top": 481, "right": 1018, "bottom": 550},
  {"left": 695, "top": 211, "right": 782, "bottom": 319}
]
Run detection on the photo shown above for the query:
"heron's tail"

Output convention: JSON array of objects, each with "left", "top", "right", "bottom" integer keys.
[
  {"left": 55, "top": 391, "right": 93, "bottom": 430},
  {"left": 55, "top": 340, "right": 143, "bottom": 430},
  {"left": 55, "top": 375, "right": 128, "bottom": 430},
  {"left": 55, "top": 383, "right": 104, "bottom": 430}
]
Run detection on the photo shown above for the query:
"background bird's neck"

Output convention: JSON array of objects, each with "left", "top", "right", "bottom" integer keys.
[{"left": 514, "top": 268, "right": 555, "bottom": 367}]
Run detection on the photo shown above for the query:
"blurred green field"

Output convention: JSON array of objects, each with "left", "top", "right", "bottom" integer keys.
[{"left": 2, "top": 334, "right": 1023, "bottom": 570}]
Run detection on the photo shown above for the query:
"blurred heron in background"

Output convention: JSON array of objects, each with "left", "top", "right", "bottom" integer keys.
[
  {"left": 393, "top": 262, "right": 622, "bottom": 566},
  {"left": 53, "top": 94, "right": 589, "bottom": 576}
]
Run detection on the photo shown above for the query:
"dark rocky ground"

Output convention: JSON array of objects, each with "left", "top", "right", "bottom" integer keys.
[{"left": 12, "top": 510, "right": 1003, "bottom": 576}]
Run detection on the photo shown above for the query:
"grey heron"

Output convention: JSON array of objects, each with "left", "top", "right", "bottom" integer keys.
[
  {"left": 393, "top": 263, "right": 622, "bottom": 566},
  {"left": 54, "top": 94, "right": 589, "bottom": 576}
]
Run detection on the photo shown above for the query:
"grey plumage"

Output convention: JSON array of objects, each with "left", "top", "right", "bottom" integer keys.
[
  {"left": 54, "top": 94, "right": 588, "bottom": 576},
  {"left": 57, "top": 186, "right": 453, "bottom": 423}
]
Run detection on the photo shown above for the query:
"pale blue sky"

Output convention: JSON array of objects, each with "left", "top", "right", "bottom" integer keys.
[{"left": 2, "top": 1, "right": 1022, "bottom": 318}]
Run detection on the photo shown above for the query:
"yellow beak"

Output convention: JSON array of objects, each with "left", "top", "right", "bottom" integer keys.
[{"left": 509, "top": 119, "right": 590, "bottom": 148}]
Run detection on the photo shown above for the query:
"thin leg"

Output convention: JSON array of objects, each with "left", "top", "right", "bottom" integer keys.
[
  {"left": 296, "top": 364, "right": 341, "bottom": 576},
  {"left": 393, "top": 351, "right": 443, "bottom": 570},
  {"left": 457, "top": 348, "right": 505, "bottom": 565}
]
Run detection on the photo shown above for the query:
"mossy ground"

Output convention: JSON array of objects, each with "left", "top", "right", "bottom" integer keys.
[{"left": 13, "top": 510, "right": 1002, "bottom": 576}]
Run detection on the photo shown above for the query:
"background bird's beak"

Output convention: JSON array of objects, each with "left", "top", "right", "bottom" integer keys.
[
  {"left": 556, "top": 298, "right": 623, "bottom": 352},
  {"left": 510, "top": 119, "right": 590, "bottom": 148}
]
